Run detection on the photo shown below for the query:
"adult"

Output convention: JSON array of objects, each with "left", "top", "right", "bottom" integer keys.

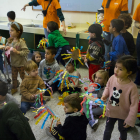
[
  {"left": 102, "top": 0, "right": 128, "bottom": 61},
  {"left": 21, "top": 0, "right": 66, "bottom": 39},
  {"left": 133, "top": 3, "right": 140, "bottom": 87}
]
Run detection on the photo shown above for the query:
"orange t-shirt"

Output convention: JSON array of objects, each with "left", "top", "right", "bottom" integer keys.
[
  {"left": 102, "top": 0, "right": 128, "bottom": 32},
  {"left": 133, "top": 3, "right": 140, "bottom": 23},
  {"left": 37, "top": 0, "right": 61, "bottom": 28}
]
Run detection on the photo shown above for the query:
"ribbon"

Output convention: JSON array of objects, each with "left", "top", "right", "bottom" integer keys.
[
  {"left": 41, "top": 113, "right": 50, "bottom": 129},
  {"left": 34, "top": 109, "right": 46, "bottom": 119},
  {"left": 80, "top": 97, "right": 87, "bottom": 114},
  {"left": 89, "top": 100, "right": 95, "bottom": 122},
  {"left": 40, "top": 93, "right": 43, "bottom": 105},
  {"left": 86, "top": 99, "right": 90, "bottom": 118}
]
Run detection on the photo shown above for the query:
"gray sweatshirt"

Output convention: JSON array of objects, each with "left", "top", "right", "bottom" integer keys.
[{"left": 38, "top": 59, "right": 60, "bottom": 85}]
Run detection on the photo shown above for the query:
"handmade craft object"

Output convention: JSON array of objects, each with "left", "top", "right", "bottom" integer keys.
[
  {"left": 37, "top": 38, "right": 48, "bottom": 50},
  {"left": 102, "top": 61, "right": 112, "bottom": 70},
  {"left": 57, "top": 92, "right": 69, "bottom": 106}
]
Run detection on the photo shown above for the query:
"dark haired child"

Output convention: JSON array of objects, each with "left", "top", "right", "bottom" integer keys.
[
  {"left": 7, "top": 11, "right": 16, "bottom": 22},
  {"left": 0, "top": 80, "right": 20, "bottom": 109},
  {"left": 38, "top": 46, "right": 60, "bottom": 98},
  {"left": 108, "top": 19, "right": 130, "bottom": 76},
  {"left": 20, "top": 60, "right": 46, "bottom": 115},
  {"left": 46, "top": 93, "right": 88, "bottom": 140},
  {"left": 58, "top": 59, "right": 82, "bottom": 94},
  {"left": 47, "top": 21, "right": 70, "bottom": 66},
  {"left": 118, "top": 14, "right": 135, "bottom": 55},
  {"left": 101, "top": 55, "right": 139, "bottom": 140},
  {"left": 5, "top": 22, "right": 29, "bottom": 94},
  {"left": 0, "top": 102, "right": 36, "bottom": 140},
  {"left": 83, "top": 24, "right": 105, "bottom": 82},
  {"left": 32, "top": 51, "right": 42, "bottom": 67}
]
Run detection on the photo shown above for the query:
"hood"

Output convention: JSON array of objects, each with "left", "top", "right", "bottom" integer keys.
[{"left": 50, "top": 30, "right": 60, "bottom": 35}]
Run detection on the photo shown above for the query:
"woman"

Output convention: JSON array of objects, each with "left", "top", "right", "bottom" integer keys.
[
  {"left": 102, "top": 0, "right": 128, "bottom": 61},
  {"left": 21, "top": 0, "right": 66, "bottom": 38}
]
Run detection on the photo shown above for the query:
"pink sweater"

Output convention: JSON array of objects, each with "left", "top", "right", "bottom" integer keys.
[{"left": 103, "top": 75, "right": 139, "bottom": 127}]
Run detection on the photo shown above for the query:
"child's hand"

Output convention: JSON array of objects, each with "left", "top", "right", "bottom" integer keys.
[
  {"left": 56, "top": 121, "right": 61, "bottom": 126},
  {"left": 58, "top": 86, "right": 61, "bottom": 90},
  {"left": 123, "top": 122, "right": 130, "bottom": 128},
  {"left": 5, "top": 46, "right": 10, "bottom": 51},
  {"left": 84, "top": 58, "right": 88, "bottom": 63},
  {"left": 101, "top": 95, "right": 107, "bottom": 102},
  {"left": 30, "top": 95, "right": 35, "bottom": 100},
  {"left": 11, "top": 48, "right": 20, "bottom": 54}
]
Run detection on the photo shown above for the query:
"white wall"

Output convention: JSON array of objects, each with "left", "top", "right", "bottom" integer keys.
[{"left": 0, "top": 0, "right": 139, "bottom": 24}]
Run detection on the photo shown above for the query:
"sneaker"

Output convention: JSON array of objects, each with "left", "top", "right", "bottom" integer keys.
[
  {"left": 89, "top": 119, "right": 99, "bottom": 131},
  {"left": 45, "top": 127, "right": 53, "bottom": 137},
  {"left": 11, "top": 88, "right": 17, "bottom": 95}
]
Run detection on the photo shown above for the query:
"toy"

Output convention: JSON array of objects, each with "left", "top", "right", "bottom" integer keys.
[
  {"left": 37, "top": 38, "right": 48, "bottom": 50},
  {"left": 58, "top": 92, "right": 69, "bottom": 105}
]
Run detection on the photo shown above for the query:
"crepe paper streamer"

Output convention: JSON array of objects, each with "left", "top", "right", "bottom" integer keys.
[
  {"left": 40, "top": 93, "right": 44, "bottom": 105},
  {"left": 79, "top": 79, "right": 88, "bottom": 87},
  {"left": 137, "top": 113, "right": 140, "bottom": 118},
  {"left": 41, "top": 113, "right": 50, "bottom": 129},
  {"left": 34, "top": 109, "right": 46, "bottom": 119},
  {"left": 68, "top": 77, "right": 75, "bottom": 85},
  {"left": 57, "top": 92, "right": 69, "bottom": 106},
  {"left": 63, "top": 56, "right": 71, "bottom": 60},
  {"left": 61, "top": 53, "right": 71, "bottom": 56},
  {"left": 50, "top": 118, "right": 54, "bottom": 131},
  {"left": 86, "top": 99, "right": 90, "bottom": 118},
  {"left": 85, "top": 62, "right": 89, "bottom": 68},
  {"left": 66, "top": 80, "right": 69, "bottom": 89},
  {"left": 78, "top": 58, "right": 84, "bottom": 65},
  {"left": 87, "top": 36, "right": 90, "bottom": 39},
  {"left": 35, "top": 111, "right": 48, "bottom": 125},
  {"left": 80, "top": 97, "right": 87, "bottom": 114},
  {"left": 80, "top": 46, "right": 83, "bottom": 51},
  {"left": 89, "top": 100, "right": 95, "bottom": 122},
  {"left": 65, "top": 58, "right": 72, "bottom": 67}
]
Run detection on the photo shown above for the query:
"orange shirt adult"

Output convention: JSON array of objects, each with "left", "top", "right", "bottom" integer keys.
[
  {"left": 102, "top": 0, "right": 128, "bottom": 32},
  {"left": 37, "top": 0, "right": 61, "bottom": 28},
  {"left": 133, "top": 3, "right": 140, "bottom": 23}
]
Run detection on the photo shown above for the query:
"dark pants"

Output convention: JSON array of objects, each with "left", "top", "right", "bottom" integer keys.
[
  {"left": 44, "top": 81, "right": 59, "bottom": 96},
  {"left": 0, "top": 50, "right": 3, "bottom": 73},
  {"left": 56, "top": 45, "right": 71, "bottom": 66},
  {"left": 135, "top": 33, "right": 140, "bottom": 85},
  {"left": 103, "top": 117, "right": 127, "bottom": 140},
  {"left": 109, "top": 61, "right": 115, "bottom": 77},
  {"left": 51, "top": 127, "right": 64, "bottom": 140}
]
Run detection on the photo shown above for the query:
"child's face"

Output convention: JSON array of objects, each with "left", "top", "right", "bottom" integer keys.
[
  {"left": 28, "top": 68, "right": 38, "bottom": 77},
  {"left": 64, "top": 103, "right": 78, "bottom": 113},
  {"left": 10, "top": 27, "right": 20, "bottom": 38},
  {"left": 66, "top": 63, "right": 74, "bottom": 73},
  {"left": 35, "top": 54, "right": 41, "bottom": 63},
  {"left": 89, "top": 32, "right": 96, "bottom": 38},
  {"left": 45, "top": 49, "right": 55, "bottom": 62},
  {"left": 47, "top": 27, "right": 51, "bottom": 33},
  {"left": 109, "top": 22, "right": 114, "bottom": 34},
  {"left": 94, "top": 72, "right": 105, "bottom": 86}
]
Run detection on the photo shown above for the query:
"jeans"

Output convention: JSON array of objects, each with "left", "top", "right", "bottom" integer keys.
[
  {"left": 44, "top": 28, "right": 49, "bottom": 39},
  {"left": 103, "top": 117, "right": 127, "bottom": 140},
  {"left": 135, "top": 33, "right": 140, "bottom": 85},
  {"left": 55, "top": 45, "right": 70, "bottom": 66},
  {"left": 20, "top": 101, "right": 45, "bottom": 115},
  {"left": 103, "top": 31, "right": 113, "bottom": 61}
]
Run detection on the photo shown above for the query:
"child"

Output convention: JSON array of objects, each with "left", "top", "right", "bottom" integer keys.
[
  {"left": 0, "top": 80, "right": 20, "bottom": 109},
  {"left": 32, "top": 51, "right": 42, "bottom": 67},
  {"left": 83, "top": 24, "right": 105, "bottom": 82},
  {"left": 118, "top": 14, "right": 135, "bottom": 55},
  {"left": 5, "top": 22, "right": 29, "bottom": 94},
  {"left": 58, "top": 59, "right": 82, "bottom": 94},
  {"left": 47, "top": 21, "right": 70, "bottom": 66},
  {"left": 108, "top": 19, "right": 130, "bottom": 76},
  {"left": 20, "top": 60, "right": 46, "bottom": 115},
  {"left": 7, "top": 11, "right": 16, "bottom": 23},
  {"left": 38, "top": 46, "right": 60, "bottom": 97},
  {"left": 46, "top": 93, "right": 88, "bottom": 140},
  {"left": 83, "top": 70, "right": 109, "bottom": 130},
  {"left": 0, "top": 102, "right": 35, "bottom": 140},
  {"left": 101, "top": 55, "right": 139, "bottom": 140}
]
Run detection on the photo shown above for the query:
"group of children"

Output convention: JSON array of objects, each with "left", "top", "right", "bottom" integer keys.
[{"left": 0, "top": 10, "right": 139, "bottom": 140}]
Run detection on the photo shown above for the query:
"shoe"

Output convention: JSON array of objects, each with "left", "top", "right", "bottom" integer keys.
[
  {"left": 89, "top": 119, "right": 99, "bottom": 131},
  {"left": 11, "top": 88, "right": 17, "bottom": 95},
  {"left": 43, "top": 96, "right": 51, "bottom": 102},
  {"left": 45, "top": 127, "right": 53, "bottom": 137}
]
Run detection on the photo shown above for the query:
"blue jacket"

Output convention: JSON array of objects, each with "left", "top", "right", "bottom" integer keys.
[{"left": 109, "top": 35, "right": 130, "bottom": 61}]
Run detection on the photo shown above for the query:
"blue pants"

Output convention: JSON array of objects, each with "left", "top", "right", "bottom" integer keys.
[
  {"left": 44, "top": 28, "right": 49, "bottom": 39},
  {"left": 20, "top": 101, "right": 45, "bottom": 115},
  {"left": 55, "top": 45, "right": 71, "bottom": 66},
  {"left": 135, "top": 33, "right": 140, "bottom": 85},
  {"left": 103, "top": 117, "right": 127, "bottom": 140},
  {"left": 103, "top": 31, "right": 113, "bottom": 61}
]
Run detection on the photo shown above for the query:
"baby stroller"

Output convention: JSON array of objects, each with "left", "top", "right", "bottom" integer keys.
[{"left": 0, "top": 37, "right": 12, "bottom": 94}]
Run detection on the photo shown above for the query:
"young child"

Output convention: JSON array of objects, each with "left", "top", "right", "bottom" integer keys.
[
  {"left": 0, "top": 80, "right": 20, "bottom": 109},
  {"left": 5, "top": 22, "right": 29, "bottom": 94},
  {"left": 46, "top": 93, "right": 88, "bottom": 140},
  {"left": 20, "top": 60, "right": 46, "bottom": 115},
  {"left": 118, "top": 14, "right": 135, "bottom": 55},
  {"left": 83, "top": 24, "right": 105, "bottom": 82},
  {"left": 0, "top": 102, "right": 35, "bottom": 140},
  {"left": 32, "top": 51, "right": 42, "bottom": 67},
  {"left": 58, "top": 59, "right": 82, "bottom": 94},
  {"left": 108, "top": 19, "right": 130, "bottom": 76},
  {"left": 83, "top": 70, "right": 109, "bottom": 130},
  {"left": 7, "top": 11, "right": 16, "bottom": 23},
  {"left": 101, "top": 55, "right": 139, "bottom": 140},
  {"left": 38, "top": 46, "right": 60, "bottom": 97},
  {"left": 47, "top": 21, "right": 70, "bottom": 66}
]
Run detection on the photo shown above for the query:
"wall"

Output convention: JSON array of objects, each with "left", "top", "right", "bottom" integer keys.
[{"left": 0, "top": 0, "right": 139, "bottom": 25}]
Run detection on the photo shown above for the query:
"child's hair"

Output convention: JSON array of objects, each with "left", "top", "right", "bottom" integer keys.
[
  {"left": 0, "top": 81, "right": 8, "bottom": 96},
  {"left": 118, "top": 14, "right": 132, "bottom": 29},
  {"left": 92, "top": 70, "right": 109, "bottom": 86},
  {"left": 111, "top": 19, "right": 124, "bottom": 33},
  {"left": 116, "top": 55, "right": 138, "bottom": 76},
  {"left": 47, "top": 21, "right": 59, "bottom": 32},
  {"left": 24, "top": 60, "right": 38, "bottom": 72},
  {"left": 64, "top": 93, "right": 83, "bottom": 111},
  {"left": 7, "top": 11, "right": 16, "bottom": 20},
  {"left": 46, "top": 47, "right": 57, "bottom": 55},
  {"left": 32, "top": 51, "right": 42, "bottom": 62},
  {"left": 10, "top": 22, "right": 23, "bottom": 39}
]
